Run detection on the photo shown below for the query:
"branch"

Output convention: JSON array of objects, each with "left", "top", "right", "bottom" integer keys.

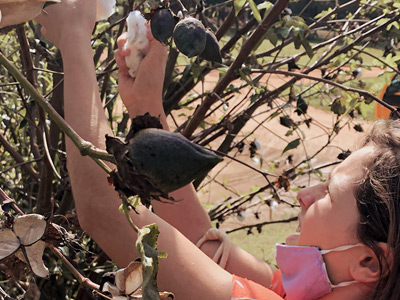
[
  {"left": 182, "top": 0, "right": 290, "bottom": 138},
  {"left": 226, "top": 216, "right": 298, "bottom": 234},
  {"left": 48, "top": 245, "right": 100, "bottom": 290}
]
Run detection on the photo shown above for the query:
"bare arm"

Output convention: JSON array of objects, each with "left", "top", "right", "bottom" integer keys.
[
  {"left": 35, "top": 2, "right": 233, "bottom": 299},
  {"left": 115, "top": 31, "right": 276, "bottom": 286}
]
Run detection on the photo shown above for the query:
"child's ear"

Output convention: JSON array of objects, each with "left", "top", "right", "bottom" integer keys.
[{"left": 349, "top": 243, "right": 389, "bottom": 283}]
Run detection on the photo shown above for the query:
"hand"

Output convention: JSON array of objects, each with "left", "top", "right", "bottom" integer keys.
[
  {"left": 114, "top": 24, "right": 168, "bottom": 116},
  {"left": 35, "top": 0, "right": 97, "bottom": 50}
]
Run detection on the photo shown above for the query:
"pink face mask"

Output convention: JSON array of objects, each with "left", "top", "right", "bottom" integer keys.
[{"left": 275, "top": 243, "right": 362, "bottom": 300}]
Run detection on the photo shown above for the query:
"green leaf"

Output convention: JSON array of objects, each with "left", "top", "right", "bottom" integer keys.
[
  {"left": 257, "top": 1, "right": 273, "bottom": 11},
  {"left": 234, "top": 0, "right": 246, "bottom": 16},
  {"left": 266, "top": 28, "right": 278, "bottom": 46},
  {"left": 282, "top": 138, "right": 301, "bottom": 154},
  {"left": 295, "top": 95, "right": 308, "bottom": 115},
  {"left": 280, "top": 26, "right": 292, "bottom": 39},
  {"left": 377, "top": 18, "right": 391, "bottom": 26},
  {"left": 293, "top": 35, "right": 301, "bottom": 49},
  {"left": 19, "top": 118, "right": 28, "bottom": 129},
  {"left": 280, "top": 116, "right": 295, "bottom": 128},
  {"left": 387, "top": 21, "right": 400, "bottom": 30},
  {"left": 238, "top": 68, "right": 255, "bottom": 87},
  {"left": 330, "top": 99, "right": 346, "bottom": 116},
  {"left": 136, "top": 224, "right": 163, "bottom": 300},
  {"left": 301, "top": 39, "right": 314, "bottom": 58},
  {"left": 314, "top": 7, "right": 333, "bottom": 19},
  {"left": 248, "top": 0, "right": 262, "bottom": 23},
  {"left": 192, "top": 64, "right": 201, "bottom": 84}
]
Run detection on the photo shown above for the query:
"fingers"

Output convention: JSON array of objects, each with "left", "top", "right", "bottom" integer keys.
[
  {"left": 114, "top": 49, "right": 129, "bottom": 76},
  {"left": 117, "top": 32, "right": 131, "bottom": 56},
  {"left": 146, "top": 38, "right": 168, "bottom": 64},
  {"left": 145, "top": 22, "right": 155, "bottom": 42}
]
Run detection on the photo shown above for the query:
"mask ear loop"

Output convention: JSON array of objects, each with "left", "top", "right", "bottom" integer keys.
[
  {"left": 196, "top": 228, "right": 231, "bottom": 268},
  {"left": 320, "top": 243, "right": 364, "bottom": 255},
  {"left": 320, "top": 243, "right": 364, "bottom": 288}
]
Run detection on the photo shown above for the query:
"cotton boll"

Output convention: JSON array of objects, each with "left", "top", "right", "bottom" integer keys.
[
  {"left": 96, "top": 0, "right": 116, "bottom": 21},
  {"left": 123, "top": 11, "right": 149, "bottom": 78},
  {"left": 270, "top": 200, "right": 279, "bottom": 211}
]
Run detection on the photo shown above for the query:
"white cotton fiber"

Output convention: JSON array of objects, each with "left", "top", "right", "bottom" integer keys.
[
  {"left": 123, "top": 11, "right": 149, "bottom": 78},
  {"left": 96, "top": 0, "right": 116, "bottom": 21}
]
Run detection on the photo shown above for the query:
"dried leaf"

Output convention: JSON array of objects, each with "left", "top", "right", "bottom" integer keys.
[
  {"left": 115, "top": 260, "right": 142, "bottom": 295},
  {"left": 136, "top": 224, "right": 162, "bottom": 300},
  {"left": 125, "top": 261, "right": 143, "bottom": 295},
  {"left": 0, "top": 228, "right": 20, "bottom": 259},
  {"left": 102, "top": 282, "right": 121, "bottom": 297},
  {"left": 24, "top": 240, "right": 49, "bottom": 278},
  {"left": 13, "top": 214, "right": 46, "bottom": 245}
]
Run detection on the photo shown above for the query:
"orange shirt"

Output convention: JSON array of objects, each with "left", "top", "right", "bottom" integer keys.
[{"left": 232, "top": 270, "right": 286, "bottom": 300}]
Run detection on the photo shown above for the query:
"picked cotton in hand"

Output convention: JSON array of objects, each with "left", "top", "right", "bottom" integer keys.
[
  {"left": 96, "top": 0, "right": 116, "bottom": 21},
  {"left": 123, "top": 11, "right": 149, "bottom": 78}
]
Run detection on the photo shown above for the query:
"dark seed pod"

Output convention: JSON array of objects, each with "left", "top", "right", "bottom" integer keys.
[
  {"left": 150, "top": 8, "right": 177, "bottom": 43},
  {"left": 200, "top": 29, "right": 222, "bottom": 63},
  {"left": 173, "top": 17, "right": 206, "bottom": 58},
  {"left": 106, "top": 122, "right": 223, "bottom": 207}
]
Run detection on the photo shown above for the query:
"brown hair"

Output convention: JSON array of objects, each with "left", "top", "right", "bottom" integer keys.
[{"left": 354, "top": 120, "right": 400, "bottom": 299}]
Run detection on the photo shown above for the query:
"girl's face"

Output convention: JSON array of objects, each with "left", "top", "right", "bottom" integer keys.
[
  {"left": 296, "top": 147, "right": 375, "bottom": 249},
  {"left": 291, "top": 147, "right": 376, "bottom": 284}
]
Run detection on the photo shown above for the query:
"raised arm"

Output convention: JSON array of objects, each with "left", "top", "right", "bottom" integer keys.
[
  {"left": 115, "top": 30, "right": 276, "bottom": 286},
  {"left": 35, "top": 2, "right": 234, "bottom": 299}
]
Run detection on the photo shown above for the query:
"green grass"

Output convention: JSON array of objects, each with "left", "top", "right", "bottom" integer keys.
[{"left": 229, "top": 221, "right": 298, "bottom": 265}]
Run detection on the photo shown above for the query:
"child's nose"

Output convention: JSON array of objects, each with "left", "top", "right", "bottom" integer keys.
[{"left": 297, "top": 183, "right": 328, "bottom": 210}]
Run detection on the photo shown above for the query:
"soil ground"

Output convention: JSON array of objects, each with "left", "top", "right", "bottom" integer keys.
[{"left": 166, "top": 67, "right": 385, "bottom": 237}]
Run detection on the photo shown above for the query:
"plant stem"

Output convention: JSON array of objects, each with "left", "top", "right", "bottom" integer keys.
[
  {"left": 121, "top": 195, "right": 140, "bottom": 233},
  {"left": 0, "top": 188, "right": 24, "bottom": 215},
  {"left": 48, "top": 245, "right": 100, "bottom": 290}
]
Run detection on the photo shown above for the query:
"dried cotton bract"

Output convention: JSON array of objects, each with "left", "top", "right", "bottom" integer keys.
[
  {"left": 124, "top": 11, "right": 149, "bottom": 78},
  {"left": 0, "top": 214, "right": 49, "bottom": 278}
]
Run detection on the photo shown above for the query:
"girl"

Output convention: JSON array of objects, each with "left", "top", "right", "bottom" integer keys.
[{"left": 36, "top": 1, "right": 399, "bottom": 299}]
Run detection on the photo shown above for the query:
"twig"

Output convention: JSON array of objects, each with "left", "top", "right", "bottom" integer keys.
[
  {"left": 48, "top": 245, "right": 100, "bottom": 290},
  {"left": 182, "top": 0, "right": 290, "bottom": 138},
  {"left": 225, "top": 216, "right": 298, "bottom": 234},
  {"left": 121, "top": 195, "right": 140, "bottom": 233},
  {"left": 0, "top": 188, "right": 24, "bottom": 215}
]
